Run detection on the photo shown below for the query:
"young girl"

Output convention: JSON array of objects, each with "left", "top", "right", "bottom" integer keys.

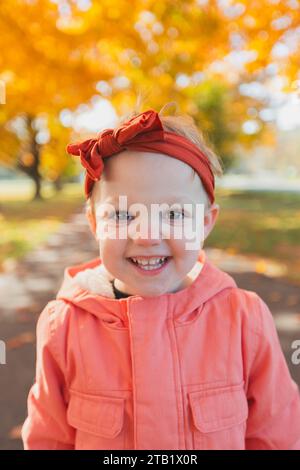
[{"left": 22, "top": 104, "right": 300, "bottom": 450}]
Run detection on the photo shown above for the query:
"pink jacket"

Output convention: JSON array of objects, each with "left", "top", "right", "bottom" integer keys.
[{"left": 21, "top": 250, "right": 300, "bottom": 450}]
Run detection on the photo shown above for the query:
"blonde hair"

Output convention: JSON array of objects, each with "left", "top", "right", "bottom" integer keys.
[{"left": 87, "top": 101, "right": 224, "bottom": 217}]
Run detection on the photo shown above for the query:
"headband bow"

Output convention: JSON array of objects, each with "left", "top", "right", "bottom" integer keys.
[{"left": 66, "top": 109, "right": 215, "bottom": 203}]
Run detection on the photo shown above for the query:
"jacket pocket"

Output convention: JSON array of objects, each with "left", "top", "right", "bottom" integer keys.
[
  {"left": 188, "top": 382, "right": 248, "bottom": 450},
  {"left": 67, "top": 389, "right": 125, "bottom": 450}
]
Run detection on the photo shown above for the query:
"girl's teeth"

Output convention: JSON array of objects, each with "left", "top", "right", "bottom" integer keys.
[{"left": 131, "top": 257, "right": 168, "bottom": 269}]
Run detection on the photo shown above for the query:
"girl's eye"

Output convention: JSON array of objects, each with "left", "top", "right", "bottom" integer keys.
[
  {"left": 107, "top": 209, "right": 187, "bottom": 223},
  {"left": 166, "top": 209, "right": 185, "bottom": 221},
  {"left": 112, "top": 211, "right": 134, "bottom": 222}
]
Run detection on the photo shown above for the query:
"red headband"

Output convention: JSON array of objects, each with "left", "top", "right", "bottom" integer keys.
[{"left": 66, "top": 109, "right": 215, "bottom": 204}]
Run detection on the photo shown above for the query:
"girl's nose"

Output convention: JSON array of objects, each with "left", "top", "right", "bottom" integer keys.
[
  {"left": 128, "top": 215, "right": 162, "bottom": 245},
  {"left": 133, "top": 235, "right": 161, "bottom": 246}
]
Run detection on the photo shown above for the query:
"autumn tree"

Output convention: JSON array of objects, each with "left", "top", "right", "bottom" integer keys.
[{"left": 0, "top": 0, "right": 299, "bottom": 199}]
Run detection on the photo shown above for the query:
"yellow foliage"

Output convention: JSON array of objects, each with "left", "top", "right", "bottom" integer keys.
[{"left": 0, "top": 0, "right": 299, "bottom": 181}]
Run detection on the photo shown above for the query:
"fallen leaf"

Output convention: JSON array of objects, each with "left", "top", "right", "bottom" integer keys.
[
  {"left": 6, "top": 332, "right": 35, "bottom": 350},
  {"left": 8, "top": 424, "right": 22, "bottom": 440}
]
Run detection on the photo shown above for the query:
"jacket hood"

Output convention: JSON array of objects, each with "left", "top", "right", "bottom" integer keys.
[{"left": 56, "top": 250, "right": 237, "bottom": 322}]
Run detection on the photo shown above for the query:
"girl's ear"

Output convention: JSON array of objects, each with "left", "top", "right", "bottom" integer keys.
[
  {"left": 203, "top": 203, "right": 219, "bottom": 240},
  {"left": 86, "top": 206, "right": 97, "bottom": 239}
]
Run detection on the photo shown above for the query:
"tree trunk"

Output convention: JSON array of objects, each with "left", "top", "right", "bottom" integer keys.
[
  {"left": 33, "top": 176, "right": 42, "bottom": 200},
  {"left": 53, "top": 177, "right": 63, "bottom": 193},
  {"left": 17, "top": 114, "right": 43, "bottom": 201}
]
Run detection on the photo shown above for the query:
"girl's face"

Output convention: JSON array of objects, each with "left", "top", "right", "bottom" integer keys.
[{"left": 88, "top": 150, "right": 219, "bottom": 297}]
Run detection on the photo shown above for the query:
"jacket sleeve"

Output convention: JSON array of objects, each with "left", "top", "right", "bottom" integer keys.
[
  {"left": 21, "top": 301, "right": 75, "bottom": 450},
  {"left": 245, "top": 295, "right": 300, "bottom": 450}
]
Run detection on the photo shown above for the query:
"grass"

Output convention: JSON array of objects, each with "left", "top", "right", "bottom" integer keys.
[
  {"left": 207, "top": 189, "right": 300, "bottom": 284},
  {"left": 0, "top": 182, "right": 85, "bottom": 272}
]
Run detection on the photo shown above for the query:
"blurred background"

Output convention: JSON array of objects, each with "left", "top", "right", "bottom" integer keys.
[{"left": 0, "top": 0, "right": 300, "bottom": 449}]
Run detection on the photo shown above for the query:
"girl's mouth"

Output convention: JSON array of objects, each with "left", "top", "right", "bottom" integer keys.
[{"left": 127, "top": 256, "right": 171, "bottom": 276}]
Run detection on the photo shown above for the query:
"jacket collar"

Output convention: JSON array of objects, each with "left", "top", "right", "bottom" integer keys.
[{"left": 56, "top": 250, "right": 237, "bottom": 323}]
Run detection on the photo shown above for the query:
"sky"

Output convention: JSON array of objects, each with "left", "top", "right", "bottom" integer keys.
[
  {"left": 276, "top": 93, "right": 300, "bottom": 130},
  {"left": 62, "top": 90, "right": 300, "bottom": 136}
]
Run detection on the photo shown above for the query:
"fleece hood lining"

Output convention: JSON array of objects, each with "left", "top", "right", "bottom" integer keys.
[{"left": 70, "top": 260, "right": 204, "bottom": 299}]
